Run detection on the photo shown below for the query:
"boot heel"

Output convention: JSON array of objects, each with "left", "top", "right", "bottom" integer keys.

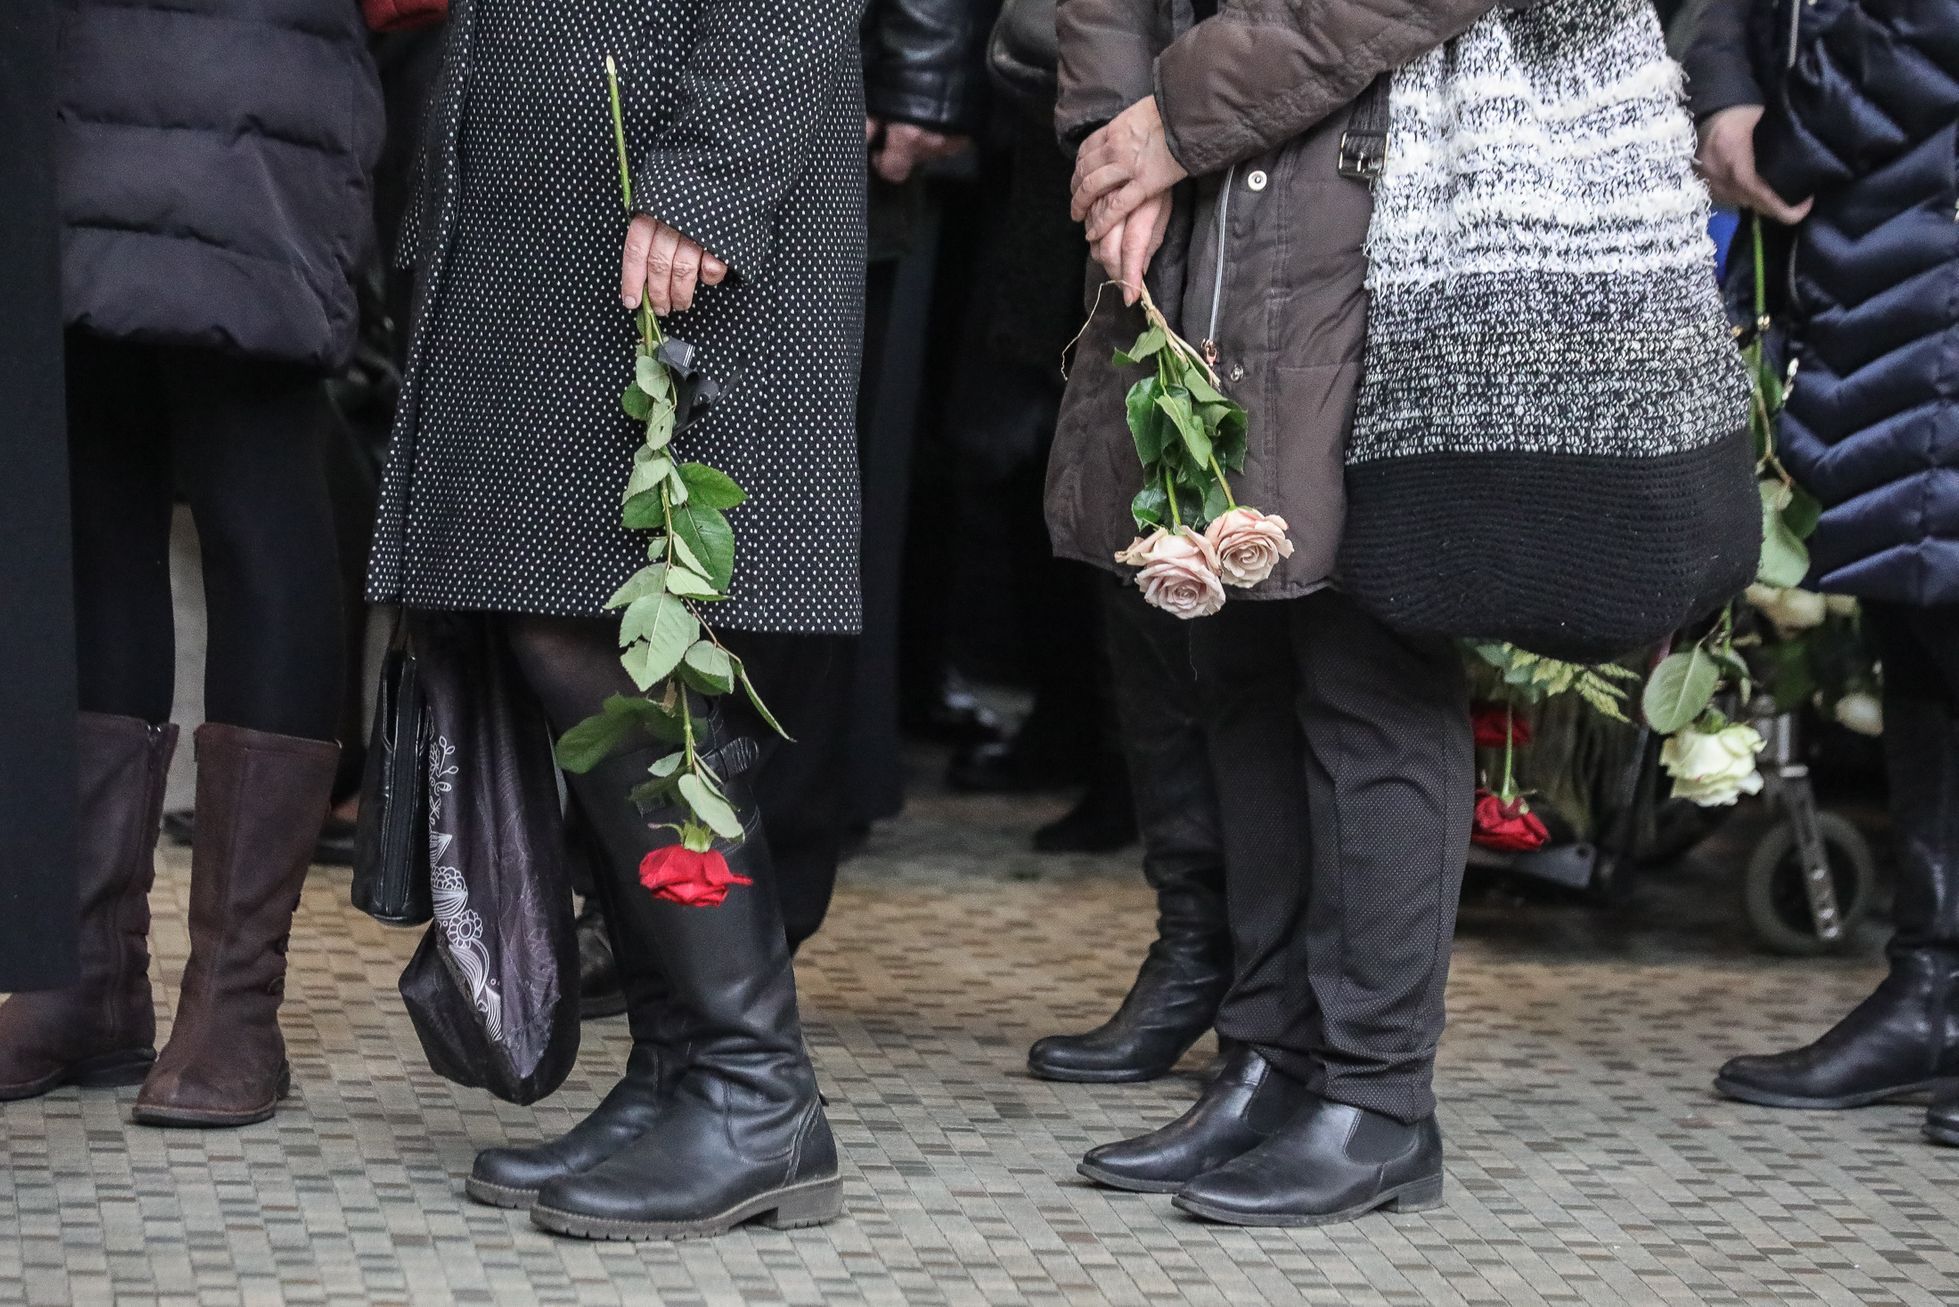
[
  {"left": 763, "top": 1177, "right": 844, "bottom": 1230},
  {"left": 71, "top": 1048, "right": 157, "bottom": 1089},
  {"left": 1385, "top": 1174, "right": 1444, "bottom": 1214}
]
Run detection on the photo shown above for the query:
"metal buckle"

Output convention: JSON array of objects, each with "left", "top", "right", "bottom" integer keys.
[{"left": 1337, "top": 131, "right": 1384, "bottom": 183}]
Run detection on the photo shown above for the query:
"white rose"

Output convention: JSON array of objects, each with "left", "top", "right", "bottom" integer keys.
[
  {"left": 1746, "top": 585, "right": 1827, "bottom": 635},
  {"left": 1824, "top": 594, "right": 1860, "bottom": 619},
  {"left": 1834, "top": 692, "right": 1884, "bottom": 737},
  {"left": 1661, "top": 724, "right": 1767, "bottom": 807}
]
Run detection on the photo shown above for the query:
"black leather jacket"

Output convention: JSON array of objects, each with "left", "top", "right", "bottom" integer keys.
[{"left": 862, "top": 0, "right": 999, "bottom": 134}]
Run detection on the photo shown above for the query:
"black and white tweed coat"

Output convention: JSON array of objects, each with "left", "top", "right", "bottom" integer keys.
[{"left": 368, "top": 0, "right": 868, "bottom": 634}]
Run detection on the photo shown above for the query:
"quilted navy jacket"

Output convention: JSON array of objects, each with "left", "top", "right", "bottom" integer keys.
[
  {"left": 1689, "top": 0, "right": 1959, "bottom": 605},
  {"left": 55, "top": 0, "right": 384, "bottom": 371}
]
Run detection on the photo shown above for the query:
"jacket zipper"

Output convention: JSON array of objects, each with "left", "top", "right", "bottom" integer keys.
[
  {"left": 1201, "top": 165, "right": 1237, "bottom": 365},
  {"left": 1785, "top": 0, "right": 1801, "bottom": 68}
]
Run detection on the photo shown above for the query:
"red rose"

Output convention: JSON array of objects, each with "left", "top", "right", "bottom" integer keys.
[
  {"left": 639, "top": 845, "right": 753, "bottom": 907},
  {"left": 1471, "top": 704, "right": 1532, "bottom": 751},
  {"left": 1471, "top": 790, "right": 1550, "bottom": 853}
]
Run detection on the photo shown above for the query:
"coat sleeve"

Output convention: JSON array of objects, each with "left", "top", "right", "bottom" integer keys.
[
  {"left": 1152, "top": 0, "right": 1499, "bottom": 178},
  {"left": 863, "top": 0, "right": 997, "bottom": 135},
  {"left": 634, "top": 0, "right": 861, "bottom": 280},
  {"left": 1055, "top": 0, "right": 1163, "bottom": 148},
  {"left": 1680, "top": 0, "right": 1763, "bottom": 121}
]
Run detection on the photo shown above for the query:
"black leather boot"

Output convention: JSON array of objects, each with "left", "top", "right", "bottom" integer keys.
[
  {"left": 1077, "top": 1047, "right": 1309, "bottom": 1193},
  {"left": 1172, "top": 1098, "right": 1445, "bottom": 1228},
  {"left": 1928, "top": 1087, "right": 1959, "bottom": 1146},
  {"left": 1029, "top": 581, "right": 1228, "bottom": 1082},
  {"left": 531, "top": 726, "right": 841, "bottom": 1241},
  {"left": 1717, "top": 700, "right": 1959, "bottom": 1109},
  {"left": 574, "top": 897, "right": 626, "bottom": 1021}
]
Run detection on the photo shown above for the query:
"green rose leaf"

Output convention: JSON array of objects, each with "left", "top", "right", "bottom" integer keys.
[
  {"left": 1185, "top": 370, "right": 1226, "bottom": 406},
  {"left": 1155, "top": 389, "right": 1213, "bottom": 466},
  {"left": 604, "top": 563, "right": 667, "bottom": 611},
  {"left": 628, "top": 775, "right": 681, "bottom": 807},
  {"left": 665, "top": 565, "right": 722, "bottom": 600},
  {"left": 1130, "top": 482, "right": 1169, "bottom": 530},
  {"left": 1782, "top": 482, "right": 1822, "bottom": 540},
  {"left": 672, "top": 501, "right": 736, "bottom": 591},
  {"left": 635, "top": 353, "right": 672, "bottom": 399},
  {"left": 620, "top": 593, "right": 699, "bottom": 689},
  {"left": 648, "top": 751, "right": 686, "bottom": 779},
  {"left": 735, "top": 658, "right": 791, "bottom": 741},
  {"left": 679, "top": 640, "right": 735, "bottom": 695},
  {"left": 622, "top": 490, "right": 666, "bottom": 530},
  {"left": 645, "top": 401, "right": 676, "bottom": 451},
  {"left": 678, "top": 773, "right": 744, "bottom": 841},
  {"left": 1642, "top": 647, "right": 1721, "bottom": 735},
  {"left": 1201, "top": 479, "right": 1231, "bottom": 524},
  {"left": 1112, "top": 325, "right": 1168, "bottom": 367},
  {"left": 554, "top": 698, "right": 641, "bottom": 773},
  {"left": 678, "top": 462, "right": 748, "bottom": 510},
  {"left": 622, "top": 385, "right": 653, "bottom": 421},
  {"left": 1758, "top": 482, "right": 1811, "bottom": 588},
  {"left": 1125, "top": 377, "right": 1166, "bottom": 464},
  {"left": 625, "top": 451, "right": 674, "bottom": 503},
  {"left": 669, "top": 529, "right": 708, "bottom": 576}
]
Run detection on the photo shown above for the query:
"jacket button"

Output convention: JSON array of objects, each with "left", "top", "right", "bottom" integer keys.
[
  {"left": 1228, "top": 364, "right": 1246, "bottom": 382},
  {"left": 1247, "top": 170, "right": 1269, "bottom": 192}
]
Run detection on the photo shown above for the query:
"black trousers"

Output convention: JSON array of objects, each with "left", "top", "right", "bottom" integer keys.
[
  {"left": 1190, "top": 590, "right": 1472, "bottom": 1123},
  {"left": 65, "top": 333, "right": 343, "bottom": 742},
  {"left": 503, "top": 616, "right": 855, "bottom": 951}
]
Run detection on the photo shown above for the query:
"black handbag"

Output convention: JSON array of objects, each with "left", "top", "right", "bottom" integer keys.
[
  {"left": 351, "top": 628, "right": 433, "bottom": 925},
  {"left": 987, "top": 0, "right": 1056, "bottom": 109},
  {"left": 355, "top": 611, "right": 581, "bottom": 1105}
]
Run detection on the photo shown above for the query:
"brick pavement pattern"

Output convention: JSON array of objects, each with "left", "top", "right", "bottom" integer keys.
[{"left": 2, "top": 786, "right": 1956, "bottom": 1306}]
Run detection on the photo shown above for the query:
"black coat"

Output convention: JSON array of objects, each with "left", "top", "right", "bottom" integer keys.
[
  {"left": 863, "top": 0, "right": 995, "bottom": 134},
  {"left": 55, "top": 0, "right": 384, "bottom": 370},
  {"left": 1689, "top": 0, "right": 1959, "bottom": 604},
  {"left": 369, "top": 0, "right": 867, "bottom": 633}
]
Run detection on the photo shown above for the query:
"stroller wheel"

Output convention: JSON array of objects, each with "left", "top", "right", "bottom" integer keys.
[{"left": 1742, "top": 813, "right": 1876, "bottom": 957}]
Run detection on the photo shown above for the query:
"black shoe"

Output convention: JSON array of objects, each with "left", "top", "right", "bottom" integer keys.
[
  {"left": 575, "top": 898, "right": 627, "bottom": 1021},
  {"left": 1717, "top": 695, "right": 1959, "bottom": 1110},
  {"left": 466, "top": 1044, "right": 667, "bottom": 1209},
  {"left": 1928, "top": 1089, "right": 1959, "bottom": 1146},
  {"left": 1172, "top": 1098, "right": 1445, "bottom": 1228},
  {"left": 1033, "top": 772, "right": 1137, "bottom": 854},
  {"left": 531, "top": 718, "right": 841, "bottom": 1241},
  {"left": 1029, "top": 878, "right": 1228, "bottom": 1083},
  {"left": 1715, "top": 961, "right": 1959, "bottom": 1108},
  {"left": 1077, "top": 1048, "right": 1310, "bottom": 1193}
]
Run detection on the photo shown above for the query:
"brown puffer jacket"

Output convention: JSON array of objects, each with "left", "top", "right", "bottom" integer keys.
[{"left": 1048, "top": 0, "right": 1497, "bottom": 599}]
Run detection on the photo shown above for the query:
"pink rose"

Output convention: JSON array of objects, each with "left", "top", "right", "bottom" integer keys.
[
  {"left": 1118, "top": 528, "right": 1226, "bottom": 620},
  {"left": 1202, "top": 506, "right": 1294, "bottom": 588}
]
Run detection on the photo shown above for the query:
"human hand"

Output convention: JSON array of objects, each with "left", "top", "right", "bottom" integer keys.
[
  {"left": 1091, "top": 191, "right": 1173, "bottom": 306},
  {"left": 1072, "top": 96, "right": 1188, "bottom": 243},
  {"left": 1696, "top": 106, "right": 1812, "bottom": 225},
  {"left": 621, "top": 214, "right": 729, "bottom": 315},
  {"left": 868, "top": 120, "right": 970, "bottom": 185}
]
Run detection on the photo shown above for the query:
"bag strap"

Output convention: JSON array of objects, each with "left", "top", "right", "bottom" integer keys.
[{"left": 1338, "top": 75, "right": 1392, "bottom": 182}]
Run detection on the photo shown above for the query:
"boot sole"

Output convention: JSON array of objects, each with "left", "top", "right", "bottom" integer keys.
[
  {"left": 1077, "top": 1160, "right": 1189, "bottom": 1194},
  {"left": 1172, "top": 1173, "right": 1445, "bottom": 1229},
  {"left": 530, "top": 1174, "right": 844, "bottom": 1241},
  {"left": 130, "top": 1066, "right": 291, "bottom": 1128},
  {"left": 0, "top": 1048, "right": 155, "bottom": 1102},
  {"left": 1028, "top": 1060, "right": 1181, "bottom": 1085},
  {"left": 580, "top": 993, "right": 628, "bottom": 1021},
  {"left": 1714, "top": 1075, "right": 1957, "bottom": 1111},
  {"left": 1924, "top": 1122, "right": 1959, "bottom": 1147},
  {"left": 465, "top": 1176, "right": 541, "bottom": 1210}
]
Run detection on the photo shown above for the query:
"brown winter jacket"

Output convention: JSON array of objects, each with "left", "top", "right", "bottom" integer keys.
[{"left": 1048, "top": 0, "right": 1497, "bottom": 598}]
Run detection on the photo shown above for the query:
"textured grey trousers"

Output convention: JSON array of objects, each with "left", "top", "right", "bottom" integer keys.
[{"left": 1190, "top": 590, "right": 1473, "bottom": 1123}]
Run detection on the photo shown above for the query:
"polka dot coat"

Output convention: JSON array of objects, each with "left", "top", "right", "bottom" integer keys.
[{"left": 367, "top": 0, "right": 867, "bottom": 634}]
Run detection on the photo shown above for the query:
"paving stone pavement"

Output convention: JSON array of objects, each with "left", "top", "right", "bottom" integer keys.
[{"left": 2, "top": 781, "right": 1956, "bottom": 1307}]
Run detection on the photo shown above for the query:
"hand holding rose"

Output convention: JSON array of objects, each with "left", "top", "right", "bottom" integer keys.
[{"left": 621, "top": 214, "right": 728, "bottom": 316}]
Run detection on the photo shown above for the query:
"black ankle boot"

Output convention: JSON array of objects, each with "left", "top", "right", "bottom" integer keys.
[
  {"left": 1078, "top": 1047, "right": 1309, "bottom": 1193},
  {"left": 575, "top": 898, "right": 626, "bottom": 1020},
  {"left": 1928, "top": 1087, "right": 1959, "bottom": 1146},
  {"left": 531, "top": 727, "right": 841, "bottom": 1241},
  {"left": 1717, "top": 700, "right": 1959, "bottom": 1109},
  {"left": 1172, "top": 1098, "right": 1445, "bottom": 1228},
  {"left": 1029, "top": 881, "right": 1229, "bottom": 1083}
]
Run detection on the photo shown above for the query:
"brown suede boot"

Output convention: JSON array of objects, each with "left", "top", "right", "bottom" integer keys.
[
  {"left": 133, "top": 723, "right": 338, "bottom": 1127},
  {"left": 0, "top": 714, "right": 179, "bottom": 1100}
]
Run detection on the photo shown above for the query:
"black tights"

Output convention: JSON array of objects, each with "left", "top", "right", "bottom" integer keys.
[
  {"left": 66, "top": 333, "right": 343, "bottom": 741},
  {"left": 503, "top": 615, "right": 853, "bottom": 950}
]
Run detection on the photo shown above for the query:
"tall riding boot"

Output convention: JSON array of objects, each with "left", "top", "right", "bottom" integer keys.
[
  {"left": 1028, "top": 580, "right": 1229, "bottom": 1083},
  {"left": 133, "top": 724, "right": 338, "bottom": 1127},
  {"left": 532, "top": 726, "right": 841, "bottom": 1241},
  {"left": 1718, "top": 699, "right": 1959, "bottom": 1108},
  {"left": 0, "top": 714, "right": 177, "bottom": 1100},
  {"left": 468, "top": 776, "right": 686, "bottom": 1209}
]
